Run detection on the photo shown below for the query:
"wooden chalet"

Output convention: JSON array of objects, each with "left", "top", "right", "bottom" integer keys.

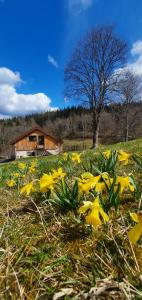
[{"left": 10, "top": 126, "right": 62, "bottom": 159}]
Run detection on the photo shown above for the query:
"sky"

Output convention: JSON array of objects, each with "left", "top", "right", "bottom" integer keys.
[{"left": 0, "top": 0, "right": 142, "bottom": 118}]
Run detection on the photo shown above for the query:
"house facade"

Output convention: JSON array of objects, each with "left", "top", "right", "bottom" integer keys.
[{"left": 10, "top": 126, "right": 62, "bottom": 159}]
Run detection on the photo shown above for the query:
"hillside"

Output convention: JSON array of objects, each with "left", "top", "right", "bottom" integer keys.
[{"left": 0, "top": 139, "right": 142, "bottom": 299}]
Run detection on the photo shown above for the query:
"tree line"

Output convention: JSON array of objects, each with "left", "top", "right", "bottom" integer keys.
[{"left": 1, "top": 102, "right": 142, "bottom": 147}]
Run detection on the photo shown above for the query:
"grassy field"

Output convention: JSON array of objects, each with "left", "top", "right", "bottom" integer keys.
[
  {"left": 63, "top": 138, "right": 92, "bottom": 151},
  {"left": 63, "top": 137, "right": 142, "bottom": 153},
  {"left": 0, "top": 139, "right": 142, "bottom": 299}
]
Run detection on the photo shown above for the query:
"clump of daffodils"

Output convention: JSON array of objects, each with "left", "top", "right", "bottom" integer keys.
[
  {"left": 78, "top": 172, "right": 108, "bottom": 194},
  {"left": 5, "top": 148, "right": 142, "bottom": 248},
  {"left": 20, "top": 167, "right": 66, "bottom": 196},
  {"left": 78, "top": 172, "right": 135, "bottom": 196},
  {"left": 103, "top": 149, "right": 131, "bottom": 165},
  {"left": 62, "top": 152, "right": 81, "bottom": 164},
  {"left": 40, "top": 167, "right": 66, "bottom": 193}
]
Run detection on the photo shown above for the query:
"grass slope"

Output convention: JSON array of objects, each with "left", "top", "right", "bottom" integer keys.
[{"left": 0, "top": 139, "right": 142, "bottom": 299}]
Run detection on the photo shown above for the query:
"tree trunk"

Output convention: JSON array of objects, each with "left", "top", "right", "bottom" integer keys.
[
  {"left": 125, "top": 106, "right": 129, "bottom": 142},
  {"left": 92, "top": 110, "right": 100, "bottom": 148}
]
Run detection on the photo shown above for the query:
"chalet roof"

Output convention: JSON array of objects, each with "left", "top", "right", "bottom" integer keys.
[{"left": 10, "top": 126, "right": 62, "bottom": 145}]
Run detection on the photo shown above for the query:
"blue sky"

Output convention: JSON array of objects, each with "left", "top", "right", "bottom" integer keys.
[{"left": 0, "top": 0, "right": 142, "bottom": 117}]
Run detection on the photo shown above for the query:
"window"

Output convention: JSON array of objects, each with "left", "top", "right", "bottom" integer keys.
[
  {"left": 38, "top": 135, "right": 44, "bottom": 145},
  {"left": 29, "top": 135, "right": 37, "bottom": 142}
]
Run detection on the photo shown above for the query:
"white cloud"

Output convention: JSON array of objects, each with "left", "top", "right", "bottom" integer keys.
[
  {"left": 0, "top": 67, "right": 22, "bottom": 86},
  {"left": 0, "top": 67, "right": 57, "bottom": 118},
  {"left": 131, "top": 40, "right": 142, "bottom": 56},
  {"left": 116, "top": 40, "right": 142, "bottom": 76},
  {"left": 68, "top": 0, "right": 93, "bottom": 14},
  {"left": 48, "top": 55, "right": 59, "bottom": 68},
  {"left": 126, "top": 40, "right": 142, "bottom": 74}
]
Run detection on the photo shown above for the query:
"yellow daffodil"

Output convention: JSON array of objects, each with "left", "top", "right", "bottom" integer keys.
[
  {"left": 101, "top": 172, "right": 113, "bottom": 183},
  {"left": 63, "top": 152, "right": 68, "bottom": 160},
  {"left": 78, "top": 172, "right": 112, "bottom": 194},
  {"left": 52, "top": 167, "right": 66, "bottom": 181},
  {"left": 7, "top": 179, "right": 16, "bottom": 187},
  {"left": 95, "top": 181, "right": 106, "bottom": 193},
  {"left": 79, "top": 201, "right": 92, "bottom": 213},
  {"left": 18, "top": 162, "right": 26, "bottom": 170},
  {"left": 20, "top": 181, "right": 35, "bottom": 195},
  {"left": 79, "top": 197, "right": 109, "bottom": 227},
  {"left": 40, "top": 173, "right": 55, "bottom": 193},
  {"left": 115, "top": 176, "right": 135, "bottom": 193},
  {"left": 117, "top": 150, "right": 131, "bottom": 165},
  {"left": 103, "top": 150, "right": 111, "bottom": 159},
  {"left": 78, "top": 174, "right": 101, "bottom": 194},
  {"left": 31, "top": 161, "right": 37, "bottom": 167},
  {"left": 81, "top": 172, "right": 94, "bottom": 179},
  {"left": 72, "top": 153, "right": 81, "bottom": 164},
  {"left": 29, "top": 166, "right": 36, "bottom": 174},
  {"left": 13, "top": 172, "right": 20, "bottom": 178},
  {"left": 128, "top": 212, "right": 142, "bottom": 244}
]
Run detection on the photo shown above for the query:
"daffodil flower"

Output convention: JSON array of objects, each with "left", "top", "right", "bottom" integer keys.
[
  {"left": 78, "top": 174, "right": 101, "bottom": 194},
  {"left": 79, "top": 197, "right": 109, "bottom": 227},
  {"left": 18, "top": 163, "right": 26, "bottom": 170},
  {"left": 81, "top": 172, "right": 94, "bottom": 179},
  {"left": 128, "top": 212, "right": 142, "bottom": 244},
  {"left": 20, "top": 181, "right": 35, "bottom": 195},
  {"left": 31, "top": 161, "right": 37, "bottom": 168},
  {"left": 40, "top": 173, "right": 55, "bottom": 193},
  {"left": 63, "top": 152, "right": 68, "bottom": 160},
  {"left": 29, "top": 166, "right": 36, "bottom": 174},
  {"left": 52, "top": 168, "right": 66, "bottom": 181},
  {"left": 117, "top": 150, "right": 131, "bottom": 165},
  {"left": 95, "top": 181, "right": 106, "bottom": 193},
  {"left": 101, "top": 172, "right": 114, "bottom": 187},
  {"left": 103, "top": 150, "right": 111, "bottom": 159},
  {"left": 115, "top": 176, "right": 135, "bottom": 193},
  {"left": 7, "top": 179, "right": 16, "bottom": 188},
  {"left": 78, "top": 172, "right": 112, "bottom": 194},
  {"left": 13, "top": 172, "right": 20, "bottom": 178},
  {"left": 72, "top": 153, "right": 81, "bottom": 164}
]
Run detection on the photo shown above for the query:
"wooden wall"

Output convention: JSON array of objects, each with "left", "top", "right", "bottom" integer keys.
[{"left": 15, "top": 130, "right": 59, "bottom": 151}]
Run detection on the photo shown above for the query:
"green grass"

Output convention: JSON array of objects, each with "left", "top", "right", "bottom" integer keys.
[
  {"left": 63, "top": 138, "right": 92, "bottom": 151},
  {"left": 63, "top": 136, "right": 142, "bottom": 153},
  {"left": 0, "top": 138, "right": 142, "bottom": 299},
  {"left": 104, "top": 137, "right": 142, "bottom": 154}
]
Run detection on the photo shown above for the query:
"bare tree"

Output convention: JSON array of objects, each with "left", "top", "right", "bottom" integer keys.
[
  {"left": 116, "top": 70, "right": 142, "bottom": 141},
  {"left": 64, "top": 25, "right": 127, "bottom": 148}
]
